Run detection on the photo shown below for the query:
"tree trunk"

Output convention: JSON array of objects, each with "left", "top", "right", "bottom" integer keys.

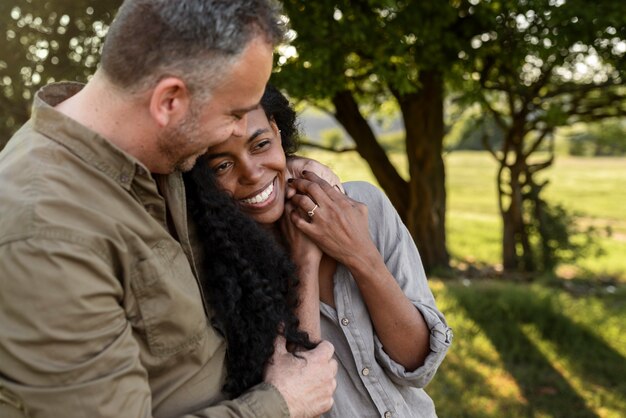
[
  {"left": 397, "top": 70, "right": 449, "bottom": 271},
  {"left": 332, "top": 91, "right": 409, "bottom": 217},
  {"left": 500, "top": 157, "right": 535, "bottom": 272},
  {"left": 331, "top": 71, "right": 450, "bottom": 272}
]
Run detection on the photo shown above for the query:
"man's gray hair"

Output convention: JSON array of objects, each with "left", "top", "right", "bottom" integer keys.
[{"left": 100, "top": 0, "right": 285, "bottom": 98}]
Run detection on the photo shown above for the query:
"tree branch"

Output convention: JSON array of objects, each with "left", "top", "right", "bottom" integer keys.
[
  {"left": 298, "top": 141, "right": 357, "bottom": 153},
  {"left": 522, "top": 127, "right": 552, "bottom": 160}
]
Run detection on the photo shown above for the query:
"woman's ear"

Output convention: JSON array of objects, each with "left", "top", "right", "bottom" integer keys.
[{"left": 149, "top": 77, "right": 190, "bottom": 128}]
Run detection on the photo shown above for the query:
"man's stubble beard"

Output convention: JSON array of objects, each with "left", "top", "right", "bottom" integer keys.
[{"left": 157, "top": 107, "right": 204, "bottom": 173}]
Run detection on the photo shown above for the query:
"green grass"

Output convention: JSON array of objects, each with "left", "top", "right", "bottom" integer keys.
[
  {"left": 300, "top": 148, "right": 626, "bottom": 281},
  {"left": 428, "top": 279, "right": 626, "bottom": 418},
  {"left": 445, "top": 152, "right": 626, "bottom": 281},
  {"left": 298, "top": 147, "right": 626, "bottom": 417}
]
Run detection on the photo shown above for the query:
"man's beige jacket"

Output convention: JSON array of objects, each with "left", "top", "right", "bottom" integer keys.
[{"left": 0, "top": 83, "right": 289, "bottom": 418}]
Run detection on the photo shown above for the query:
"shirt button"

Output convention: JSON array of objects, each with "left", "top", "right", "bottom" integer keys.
[
  {"left": 384, "top": 412, "right": 392, "bottom": 418},
  {"left": 341, "top": 318, "right": 350, "bottom": 326},
  {"left": 119, "top": 173, "right": 130, "bottom": 184},
  {"left": 361, "top": 367, "right": 370, "bottom": 376}
]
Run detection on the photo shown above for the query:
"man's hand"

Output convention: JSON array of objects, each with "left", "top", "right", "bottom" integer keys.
[{"left": 264, "top": 336, "right": 337, "bottom": 418}]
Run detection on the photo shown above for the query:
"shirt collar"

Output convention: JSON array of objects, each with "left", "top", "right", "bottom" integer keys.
[{"left": 31, "top": 82, "right": 150, "bottom": 190}]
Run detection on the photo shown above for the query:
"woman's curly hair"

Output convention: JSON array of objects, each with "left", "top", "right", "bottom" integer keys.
[
  {"left": 183, "top": 85, "right": 314, "bottom": 397},
  {"left": 260, "top": 83, "right": 299, "bottom": 156}
]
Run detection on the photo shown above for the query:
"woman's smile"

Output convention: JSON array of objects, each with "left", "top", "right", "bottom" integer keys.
[
  {"left": 239, "top": 177, "right": 277, "bottom": 208},
  {"left": 205, "top": 101, "right": 288, "bottom": 225}
]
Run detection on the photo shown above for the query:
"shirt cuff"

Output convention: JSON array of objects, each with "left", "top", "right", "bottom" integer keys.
[
  {"left": 240, "top": 382, "right": 290, "bottom": 418},
  {"left": 374, "top": 302, "right": 452, "bottom": 388}
]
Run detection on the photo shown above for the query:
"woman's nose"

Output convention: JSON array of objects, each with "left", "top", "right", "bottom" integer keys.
[{"left": 239, "top": 159, "right": 263, "bottom": 184}]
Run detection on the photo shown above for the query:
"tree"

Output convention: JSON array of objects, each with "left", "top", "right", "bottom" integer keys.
[
  {"left": 274, "top": 1, "right": 489, "bottom": 272},
  {"left": 455, "top": 0, "right": 626, "bottom": 272},
  {"left": 566, "top": 118, "right": 626, "bottom": 156},
  {"left": 0, "top": 1, "right": 120, "bottom": 148}
]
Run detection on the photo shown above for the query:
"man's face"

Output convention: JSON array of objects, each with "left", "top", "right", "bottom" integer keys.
[{"left": 156, "top": 36, "right": 274, "bottom": 173}]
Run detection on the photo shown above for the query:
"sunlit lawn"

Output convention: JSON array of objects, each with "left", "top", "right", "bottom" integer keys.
[
  {"left": 429, "top": 279, "right": 626, "bottom": 418},
  {"left": 299, "top": 147, "right": 626, "bottom": 417}
]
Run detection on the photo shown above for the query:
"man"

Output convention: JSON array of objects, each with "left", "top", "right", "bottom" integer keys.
[{"left": 0, "top": 1, "right": 337, "bottom": 417}]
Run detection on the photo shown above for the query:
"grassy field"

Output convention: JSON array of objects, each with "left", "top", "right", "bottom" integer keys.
[
  {"left": 429, "top": 279, "right": 626, "bottom": 418},
  {"left": 298, "top": 147, "right": 626, "bottom": 417},
  {"left": 300, "top": 149, "right": 626, "bottom": 282}
]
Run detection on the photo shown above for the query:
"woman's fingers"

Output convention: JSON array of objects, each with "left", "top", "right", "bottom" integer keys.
[{"left": 288, "top": 192, "right": 319, "bottom": 222}]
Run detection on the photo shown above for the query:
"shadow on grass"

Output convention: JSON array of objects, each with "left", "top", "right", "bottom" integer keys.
[{"left": 447, "top": 282, "right": 626, "bottom": 417}]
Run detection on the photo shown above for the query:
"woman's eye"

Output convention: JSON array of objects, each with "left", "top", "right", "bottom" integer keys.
[
  {"left": 253, "top": 139, "right": 271, "bottom": 151},
  {"left": 213, "top": 161, "right": 232, "bottom": 173}
]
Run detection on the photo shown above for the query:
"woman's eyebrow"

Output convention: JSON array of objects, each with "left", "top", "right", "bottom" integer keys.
[
  {"left": 205, "top": 128, "right": 271, "bottom": 160},
  {"left": 247, "top": 128, "right": 269, "bottom": 143}
]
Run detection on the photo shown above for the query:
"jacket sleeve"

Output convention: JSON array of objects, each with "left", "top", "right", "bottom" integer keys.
[
  {"left": 0, "top": 237, "right": 289, "bottom": 418},
  {"left": 349, "top": 182, "right": 453, "bottom": 388},
  {"left": 185, "top": 383, "right": 289, "bottom": 418}
]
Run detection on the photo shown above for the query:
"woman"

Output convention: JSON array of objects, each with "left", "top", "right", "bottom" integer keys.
[{"left": 189, "top": 85, "right": 452, "bottom": 416}]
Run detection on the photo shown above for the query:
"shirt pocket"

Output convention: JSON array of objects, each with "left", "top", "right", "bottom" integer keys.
[{"left": 131, "top": 239, "right": 207, "bottom": 357}]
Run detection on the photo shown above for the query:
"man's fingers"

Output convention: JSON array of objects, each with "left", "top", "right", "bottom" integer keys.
[{"left": 307, "top": 340, "right": 335, "bottom": 360}]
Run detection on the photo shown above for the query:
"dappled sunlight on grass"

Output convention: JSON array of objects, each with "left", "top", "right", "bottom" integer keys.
[
  {"left": 552, "top": 286, "right": 626, "bottom": 358},
  {"left": 429, "top": 280, "right": 528, "bottom": 417},
  {"left": 521, "top": 323, "right": 626, "bottom": 418},
  {"left": 427, "top": 280, "right": 625, "bottom": 418}
]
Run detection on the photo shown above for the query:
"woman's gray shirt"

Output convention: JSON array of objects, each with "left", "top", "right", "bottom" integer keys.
[{"left": 320, "top": 182, "right": 452, "bottom": 418}]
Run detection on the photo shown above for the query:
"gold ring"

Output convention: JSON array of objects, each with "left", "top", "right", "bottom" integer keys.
[{"left": 307, "top": 204, "right": 318, "bottom": 218}]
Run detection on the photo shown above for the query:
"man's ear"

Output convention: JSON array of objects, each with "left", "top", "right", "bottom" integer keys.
[{"left": 149, "top": 77, "right": 190, "bottom": 128}]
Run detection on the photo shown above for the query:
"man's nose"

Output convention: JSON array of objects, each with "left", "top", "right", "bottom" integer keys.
[{"left": 231, "top": 115, "right": 248, "bottom": 137}]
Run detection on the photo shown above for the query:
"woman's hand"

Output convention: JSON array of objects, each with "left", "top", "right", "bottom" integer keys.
[
  {"left": 289, "top": 173, "right": 432, "bottom": 370},
  {"left": 280, "top": 201, "right": 323, "bottom": 270},
  {"left": 286, "top": 156, "right": 345, "bottom": 196},
  {"left": 281, "top": 200, "right": 323, "bottom": 341},
  {"left": 286, "top": 172, "right": 377, "bottom": 269}
]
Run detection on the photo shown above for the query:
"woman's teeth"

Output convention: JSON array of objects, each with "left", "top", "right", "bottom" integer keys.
[{"left": 241, "top": 181, "right": 274, "bottom": 205}]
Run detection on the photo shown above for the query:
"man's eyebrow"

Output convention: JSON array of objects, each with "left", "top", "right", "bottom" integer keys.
[{"left": 232, "top": 103, "right": 260, "bottom": 115}]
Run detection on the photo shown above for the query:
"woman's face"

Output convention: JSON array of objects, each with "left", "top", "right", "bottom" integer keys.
[{"left": 205, "top": 107, "right": 288, "bottom": 226}]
